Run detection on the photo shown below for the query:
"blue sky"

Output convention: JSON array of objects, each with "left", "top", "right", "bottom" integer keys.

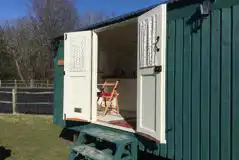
[{"left": 0, "top": 0, "right": 161, "bottom": 21}]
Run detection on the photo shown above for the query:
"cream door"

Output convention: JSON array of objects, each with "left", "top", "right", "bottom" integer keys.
[
  {"left": 63, "top": 31, "right": 97, "bottom": 121},
  {"left": 137, "top": 4, "right": 167, "bottom": 142}
]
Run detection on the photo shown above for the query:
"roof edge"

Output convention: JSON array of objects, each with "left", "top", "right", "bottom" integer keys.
[{"left": 52, "top": 3, "right": 161, "bottom": 40}]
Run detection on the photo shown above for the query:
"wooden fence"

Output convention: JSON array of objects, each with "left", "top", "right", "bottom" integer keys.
[
  {"left": 0, "top": 79, "right": 53, "bottom": 88},
  {"left": 0, "top": 88, "right": 53, "bottom": 114}
]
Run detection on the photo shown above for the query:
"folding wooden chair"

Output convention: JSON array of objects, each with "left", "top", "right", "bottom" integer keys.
[{"left": 97, "top": 80, "right": 120, "bottom": 115}]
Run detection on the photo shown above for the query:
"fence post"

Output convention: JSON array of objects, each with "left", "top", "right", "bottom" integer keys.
[
  {"left": 14, "top": 79, "right": 17, "bottom": 88},
  {"left": 46, "top": 80, "right": 49, "bottom": 88},
  {"left": 30, "top": 79, "right": 34, "bottom": 88},
  {"left": 0, "top": 79, "right": 1, "bottom": 87},
  {"left": 12, "top": 88, "right": 17, "bottom": 114}
]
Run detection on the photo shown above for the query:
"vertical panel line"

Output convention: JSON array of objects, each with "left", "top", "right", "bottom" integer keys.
[
  {"left": 173, "top": 20, "right": 177, "bottom": 157},
  {"left": 182, "top": 17, "right": 185, "bottom": 160},
  {"left": 190, "top": 19, "right": 193, "bottom": 160},
  {"left": 219, "top": 9, "right": 222, "bottom": 160},
  {"left": 166, "top": 21, "right": 169, "bottom": 158},
  {"left": 199, "top": 15, "right": 202, "bottom": 160},
  {"left": 209, "top": 12, "right": 212, "bottom": 160},
  {"left": 230, "top": 6, "right": 233, "bottom": 160}
]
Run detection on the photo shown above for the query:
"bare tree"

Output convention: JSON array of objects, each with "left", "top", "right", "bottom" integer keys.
[
  {"left": 3, "top": 18, "right": 36, "bottom": 81},
  {"left": 1, "top": 0, "right": 112, "bottom": 80},
  {"left": 26, "top": 0, "right": 80, "bottom": 79},
  {"left": 2, "top": 0, "right": 80, "bottom": 80},
  {"left": 0, "top": 26, "right": 17, "bottom": 79},
  {"left": 28, "top": 0, "right": 79, "bottom": 38}
]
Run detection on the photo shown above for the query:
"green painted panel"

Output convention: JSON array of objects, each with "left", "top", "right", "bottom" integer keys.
[
  {"left": 220, "top": 8, "right": 232, "bottom": 160},
  {"left": 191, "top": 15, "right": 201, "bottom": 160},
  {"left": 53, "top": 44, "right": 64, "bottom": 127},
  {"left": 167, "top": 2, "right": 198, "bottom": 21},
  {"left": 174, "top": 19, "right": 184, "bottom": 160},
  {"left": 232, "top": 5, "right": 239, "bottom": 160},
  {"left": 160, "top": 137, "right": 166, "bottom": 156},
  {"left": 213, "top": 0, "right": 239, "bottom": 10},
  {"left": 200, "top": 15, "right": 210, "bottom": 160},
  {"left": 182, "top": 16, "right": 192, "bottom": 160},
  {"left": 166, "top": 20, "right": 176, "bottom": 159},
  {"left": 210, "top": 9, "right": 221, "bottom": 160},
  {"left": 160, "top": 142, "right": 166, "bottom": 157},
  {"left": 165, "top": 3, "right": 239, "bottom": 159}
]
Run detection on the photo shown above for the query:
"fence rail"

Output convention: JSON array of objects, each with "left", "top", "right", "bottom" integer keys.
[
  {"left": 0, "top": 79, "right": 53, "bottom": 88},
  {"left": 0, "top": 88, "right": 53, "bottom": 114}
]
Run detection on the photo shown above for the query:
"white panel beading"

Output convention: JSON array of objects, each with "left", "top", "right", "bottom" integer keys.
[
  {"left": 139, "top": 13, "right": 159, "bottom": 68},
  {"left": 68, "top": 35, "right": 87, "bottom": 72}
]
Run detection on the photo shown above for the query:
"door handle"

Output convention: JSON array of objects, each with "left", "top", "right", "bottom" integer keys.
[{"left": 154, "top": 66, "right": 162, "bottom": 73}]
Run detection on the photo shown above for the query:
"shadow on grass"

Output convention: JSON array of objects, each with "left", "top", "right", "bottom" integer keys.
[{"left": 0, "top": 146, "right": 11, "bottom": 160}]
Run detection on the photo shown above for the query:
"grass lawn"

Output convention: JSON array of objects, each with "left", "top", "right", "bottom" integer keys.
[{"left": 0, "top": 114, "right": 70, "bottom": 160}]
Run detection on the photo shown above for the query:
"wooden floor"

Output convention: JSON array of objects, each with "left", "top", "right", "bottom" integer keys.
[{"left": 97, "top": 110, "right": 136, "bottom": 129}]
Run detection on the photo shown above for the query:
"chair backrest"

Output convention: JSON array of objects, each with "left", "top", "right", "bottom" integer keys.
[{"left": 101, "top": 80, "right": 120, "bottom": 99}]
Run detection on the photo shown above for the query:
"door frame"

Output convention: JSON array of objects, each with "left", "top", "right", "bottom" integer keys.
[
  {"left": 91, "top": 31, "right": 98, "bottom": 122},
  {"left": 158, "top": 4, "right": 167, "bottom": 144},
  {"left": 87, "top": 5, "right": 167, "bottom": 142}
]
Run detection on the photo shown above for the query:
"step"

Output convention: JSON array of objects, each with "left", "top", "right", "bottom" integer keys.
[
  {"left": 87, "top": 143, "right": 96, "bottom": 147},
  {"left": 121, "top": 156, "right": 133, "bottom": 160},
  {"left": 81, "top": 127, "right": 135, "bottom": 145},
  {"left": 72, "top": 144, "right": 114, "bottom": 160},
  {"left": 102, "top": 148, "right": 113, "bottom": 155}
]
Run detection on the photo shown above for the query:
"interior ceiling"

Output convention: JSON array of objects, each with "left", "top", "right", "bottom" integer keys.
[{"left": 98, "top": 19, "right": 138, "bottom": 52}]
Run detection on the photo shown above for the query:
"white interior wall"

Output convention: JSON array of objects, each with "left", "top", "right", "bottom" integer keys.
[{"left": 97, "top": 20, "right": 138, "bottom": 112}]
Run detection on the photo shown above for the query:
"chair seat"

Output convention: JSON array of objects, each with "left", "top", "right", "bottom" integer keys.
[
  {"left": 98, "top": 92, "right": 119, "bottom": 97},
  {"left": 103, "top": 92, "right": 112, "bottom": 97}
]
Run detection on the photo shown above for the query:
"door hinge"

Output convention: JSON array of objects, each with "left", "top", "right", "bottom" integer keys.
[
  {"left": 64, "top": 34, "right": 67, "bottom": 40},
  {"left": 154, "top": 66, "right": 162, "bottom": 73}
]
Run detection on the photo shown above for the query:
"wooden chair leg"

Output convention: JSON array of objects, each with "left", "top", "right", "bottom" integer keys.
[
  {"left": 104, "top": 100, "right": 112, "bottom": 115},
  {"left": 104, "top": 98, "right": 107, "bottom": 108},
  {"left": 116, "top": 97, "right": 119, "bottom": 113}
]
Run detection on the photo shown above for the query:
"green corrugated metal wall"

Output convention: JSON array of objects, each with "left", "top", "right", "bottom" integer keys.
[{"left": 163, "top": 0, "right": 239, "bottom": 159}]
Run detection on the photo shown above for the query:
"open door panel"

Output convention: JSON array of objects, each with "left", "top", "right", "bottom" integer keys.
[
  {"left": 137, "top": 4, "right": 167, "bottom": 143},
  {"left": 63, "top": 31, "right": 96, "bottom": 122}
]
